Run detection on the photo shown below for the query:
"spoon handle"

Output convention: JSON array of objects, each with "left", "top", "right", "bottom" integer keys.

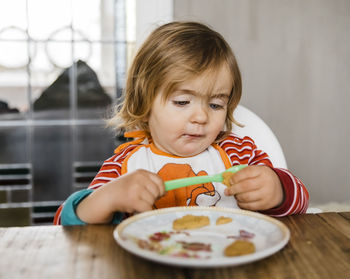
[
  {"left": 164, "top": 174, "right": 221, "bottom": 191},
  {"left": 164, "top": 164, "right": 247, "bottom": 191}
]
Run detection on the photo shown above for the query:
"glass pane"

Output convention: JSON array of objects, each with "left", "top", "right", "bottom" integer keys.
[
  {"left": 32, "top": 125, "right": 71, "bottom": 202},
  {"left": 27, "top": 0, "right": 72, "bottom": 41},
  {"left": 31, "top": 41, "right": 74, "bottom": 117},
  {"left": 99, "top": 43, "right": 117, "bottom": 92},
  {"left": 74, "top": 41, "right": 115, "bottom": 119},
  {"left": 0, "top": 208, "right": 31, "bottom": 226},
  {"left": 45, "top": 36, "right": 73, "bottom": 69},
  {"left": 0, "top": 83, "right": 27, "bottom": 115},
  {"left": 74, "top": 124, "right": 117, "bottom": 162},
  {"left": 73, "top": 123, "right": 121, "bottom": 191},
  {"left": 0, "top": 27, "right": 30, "bottom": 69},
  {"left": 0, "top": 0, "right": 27, "bottom": 30},
  {"left": 0, "top": 27, "right": 31, "bottom": 115},
  {"left": 73, "top": 0, "right": 104, "bottom": 41},
  {"left": 0, "top": 126, "right": 29, "bottom": 164},
  {"left": 11, "top": 189, "right": 30, "bottom": 203}
]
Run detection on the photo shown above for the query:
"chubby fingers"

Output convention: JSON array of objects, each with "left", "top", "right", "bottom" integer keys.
[
  {"left": 122, "top": 170, "right": 165, "bottom": 213},
  {"left": 143, "top": 171, "right": 166, "bottom": 198},
  {"left": 136, "top": 172, "right": 165, "bottom": 205},
  {"left": 224, "top": 178, "right": 266, "bottom": 211},
  {"left": 223, "top": 165, "right": 283, "bottom": 211},
  {"left": 224, "top": 177, "right": 262, "bottom": 208},
  {"left": 223, "top": 166, "right": 264, "bottom": 210},
  {"left": 224, "top": 166, "right": 260, "bottom": 196},
  {"left": 136, "top": 175, "right": 165, "bottom": 212}
]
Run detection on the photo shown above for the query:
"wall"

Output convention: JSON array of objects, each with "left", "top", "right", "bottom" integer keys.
[
  {"left": 174, "top": 0, "right": 350, "bottom": 204},
  {"left": 135, "top": 0, "right": 173, "bottom": 48}
]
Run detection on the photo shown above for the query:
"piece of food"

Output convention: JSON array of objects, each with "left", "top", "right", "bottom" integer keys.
[
  {"left": 222, "top": 171, "right": 234, "bottom": 187},
  {"left": 216, "top": 216, "right": 233, "bottom": 225},
  {"left": 137, "top": 239, "right": 162, "bottom": 252},
  {"left": 173, "top": 214, "right": 210, "bottom": 230},
  {"left": 149, "top": 231, "right": 171, "bottom": 242},
  {"left": 177, "top": 241, "right": 212, "bottom": 252},
  {"left": 227, "top": 229, "right": 255, "bottom": 240},
  {"left": 224, "top": 240, "right": 255, "bottom": 257}
]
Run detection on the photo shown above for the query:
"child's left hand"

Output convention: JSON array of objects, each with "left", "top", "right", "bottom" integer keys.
[{"left": 224, "top": 165, "right": 284, "bottom": 211}]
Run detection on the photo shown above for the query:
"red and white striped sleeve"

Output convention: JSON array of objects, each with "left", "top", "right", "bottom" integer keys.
[
  {"left": 261, "top": 168, "right": 309, "bottom": 216},
  {"left": 219, "top": 133, "right": 309, "bottom": 216}
]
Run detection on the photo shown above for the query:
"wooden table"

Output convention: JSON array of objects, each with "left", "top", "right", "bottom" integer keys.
[{"left": 0, "top": 212, "right": 349, "bottom": 279}]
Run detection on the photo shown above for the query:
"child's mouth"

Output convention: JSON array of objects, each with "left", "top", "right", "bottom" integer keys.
[{"left": 183, "top": 134, "right": 203, "bottom": 139}]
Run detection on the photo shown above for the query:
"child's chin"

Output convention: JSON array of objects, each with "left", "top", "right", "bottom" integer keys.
[{"left": 173, "top": 147, "right": 204, "bottom": 157}]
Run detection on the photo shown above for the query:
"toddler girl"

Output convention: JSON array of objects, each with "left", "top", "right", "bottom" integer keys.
[{"left": 54, "top": 21, "right": 308, "bottom": 225}]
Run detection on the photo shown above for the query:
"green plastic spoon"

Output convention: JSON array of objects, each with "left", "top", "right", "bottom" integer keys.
[{"left": 164, "top": 164, "right": 247, "bottom": 191}]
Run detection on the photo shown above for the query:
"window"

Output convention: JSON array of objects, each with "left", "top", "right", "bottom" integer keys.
[
  {"left": 0, "top": 0, "right": 173, "bottom": 226},
  {"left": 0, "top": 0, "right": 135, "bottom": 225}
]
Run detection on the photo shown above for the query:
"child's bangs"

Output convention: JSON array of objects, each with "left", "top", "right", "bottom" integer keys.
[{"left": 160, "top": 56, "right": 229, "bottom": 101}]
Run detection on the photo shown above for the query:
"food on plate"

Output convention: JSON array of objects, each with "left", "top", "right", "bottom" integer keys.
[
  {"left": 137, "top": 238, "right": 162, "bottom": 252},
  {"left": 224, "top": 240, "right": 256, "bottom": 257},
  {"left": 222, "top": 171, "right": 235, "bottom": 186},
  {"left": 177, "top": 241, "right": 212, "bottom": 252},
  {"left": 216, "top": 216, "right": 233, "bottom": 225},
  {"left": 227, "top": 229, "right": 255, "bottom": 240},
  {"left": 149, "top": 231, "right": 172, "bottom": 242},
  {"left": 173, "top": 214, "right": 210, "bottom": 230}
]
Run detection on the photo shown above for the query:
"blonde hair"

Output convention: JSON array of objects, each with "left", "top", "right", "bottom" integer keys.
[{"left": 110, "top": 21, "right": 242, "bottom": 139}]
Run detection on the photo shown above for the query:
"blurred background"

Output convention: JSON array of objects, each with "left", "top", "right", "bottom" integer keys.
[{"left": 0, "top": 0, "right": 349, "bottom": 226}]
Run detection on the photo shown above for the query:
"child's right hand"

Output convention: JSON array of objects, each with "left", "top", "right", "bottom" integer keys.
[
  {"left": 110, "top": 169, "right": 165, "bottom": 213},
  {"left": 76, "top": 169, "right": 165, "bottom": 224}
]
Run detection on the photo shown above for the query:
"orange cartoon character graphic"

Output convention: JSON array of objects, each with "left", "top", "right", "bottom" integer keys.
[{"left": 154, "top": 163, "right": 221, "bottom": 209}]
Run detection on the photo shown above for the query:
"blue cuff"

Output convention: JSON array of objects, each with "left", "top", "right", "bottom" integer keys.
[{"left": 61, "top": 189, "right": 124, "bottom": 226}]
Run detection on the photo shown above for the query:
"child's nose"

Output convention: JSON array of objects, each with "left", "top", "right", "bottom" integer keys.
[{"left": 191, "top": 105, "right": 208, "bottom": 124}]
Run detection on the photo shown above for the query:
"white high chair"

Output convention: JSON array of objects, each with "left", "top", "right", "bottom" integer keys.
[
  {"left": 232, "top": 105, "right": 320, "bottom": 214},
  {"left": 232, "top": 105, "right": 287, "bottom": 168}
]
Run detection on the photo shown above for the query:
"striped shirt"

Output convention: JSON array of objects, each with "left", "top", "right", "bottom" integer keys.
[{"left": 54, "top": 133, "right": 309, "bottom": 225}]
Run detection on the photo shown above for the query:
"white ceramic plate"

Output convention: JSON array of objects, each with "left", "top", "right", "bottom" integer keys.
[{"left": 114, "top": 206, "right": 290, "bottom": 268}]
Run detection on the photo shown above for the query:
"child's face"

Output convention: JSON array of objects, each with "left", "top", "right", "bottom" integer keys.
[{"left": 148, "top": 63, "right": 232, "bottom": 157}]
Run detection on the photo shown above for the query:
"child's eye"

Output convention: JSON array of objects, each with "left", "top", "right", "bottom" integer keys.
[
  {"left": 209, "top": 103, "right": 224, "bottom": 110},
  {"left": 173, "top": 100, "right": 190, "bottom": 106}
]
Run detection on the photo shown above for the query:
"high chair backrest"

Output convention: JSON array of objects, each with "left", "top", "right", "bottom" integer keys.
[{"left": 232, "top": 105, "right": 288, "bottom": 169}]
